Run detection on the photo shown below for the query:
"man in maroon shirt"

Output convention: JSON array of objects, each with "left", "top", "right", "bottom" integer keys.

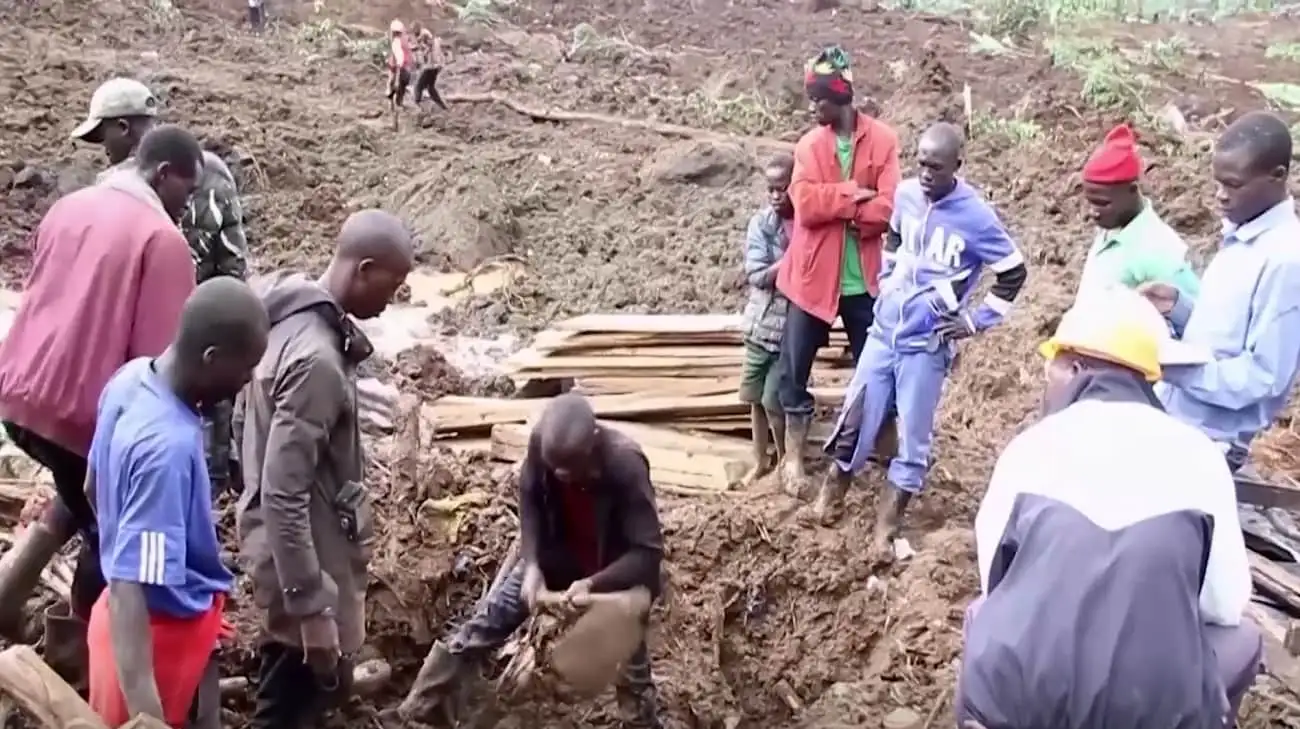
[
  {"left": 396, "top": 394, "right": 665, "bottom": 728},
  {"left": 0, "top": 125, "right": 203, "bottom": 682}
]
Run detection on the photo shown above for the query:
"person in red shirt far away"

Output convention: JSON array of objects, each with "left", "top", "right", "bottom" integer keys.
[
  {"left": 0, "top": 125, "right": 202, "bottom": 686},
  {"left": 776, "top": 46, "right": 901, "bottom": 497},
  {"left": 387, "top": 19, "right": 415, "bottom": 108},
  {"left": 395, "top": 394, "right": 666, "bottom": 729}
]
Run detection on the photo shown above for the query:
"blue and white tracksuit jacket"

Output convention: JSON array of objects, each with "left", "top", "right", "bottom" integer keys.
[{"left": 827, "top": 178, "right": 1028, "bottom": 491}]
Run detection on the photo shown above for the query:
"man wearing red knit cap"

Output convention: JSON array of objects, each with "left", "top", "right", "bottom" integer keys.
[{"left": 1076, "top": 124, "right": 1200, "bottom": 302}]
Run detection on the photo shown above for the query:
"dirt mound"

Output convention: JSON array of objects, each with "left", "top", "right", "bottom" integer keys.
[
  {"left": 387, "top": 162, "right": 521, "bottom": 271},
  {"left": 639, "top": 139, "right": 755, "bottom": 188}
]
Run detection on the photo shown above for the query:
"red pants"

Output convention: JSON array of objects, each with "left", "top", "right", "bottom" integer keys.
[{"left": 87, "top": 592, "right": 225, "bottom": 728}]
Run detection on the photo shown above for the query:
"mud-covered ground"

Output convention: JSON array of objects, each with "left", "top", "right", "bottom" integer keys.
[{"left": 4, "top": 0, "right": 1300, "bottom": 725}]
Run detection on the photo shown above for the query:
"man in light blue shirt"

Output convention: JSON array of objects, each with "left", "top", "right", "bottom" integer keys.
[{"left": 1139, "top": 111, "right": 1300, "bottom": 473}]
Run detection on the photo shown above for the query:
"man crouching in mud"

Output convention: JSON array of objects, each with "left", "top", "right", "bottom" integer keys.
[
  {"left": 960, "top": 291, "right": 1260, "bottom": 729},
  {"left": 236, "top": 210, "right": 413, "bottom": 729},
  {"left": 396, "top": 393, "right": 666, "bottom": 729}
]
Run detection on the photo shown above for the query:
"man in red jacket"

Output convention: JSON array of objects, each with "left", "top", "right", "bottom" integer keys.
[
  {"left": 0, "top": 125, "right": 202, "bottom": 682},
  {"left": 776, "top": 46, "right": 901, "bottom": 495}
]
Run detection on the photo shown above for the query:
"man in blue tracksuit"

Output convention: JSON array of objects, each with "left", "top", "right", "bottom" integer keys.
[{"left": 815, "top": 123, "right": 1029, "bottom": 549}]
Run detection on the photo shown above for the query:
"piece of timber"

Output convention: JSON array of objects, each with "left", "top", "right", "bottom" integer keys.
[
  {"left": 1235, "top": 473, "right": 1300, "bottom": 511},
  {"left": 0, "top": 644, "right": 109, "bottom": 729},
  {"left": 1248, "top": 601, "right": 1300, "bottom": 696},
  {"left": 1250, "top": 553, "right": 1300, "bottom": 614},
  {"left": 575, "top": 377, "right": 739, "bottom": 396},
  {"left": 428, "top": 393, "right": 748, "bottom": 434},
  {"left": 491, "top": 422, "right": 747, "bottom": 490}
]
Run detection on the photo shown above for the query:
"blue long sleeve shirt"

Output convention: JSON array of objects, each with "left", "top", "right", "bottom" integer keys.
[{"left": 1157, "top": 199, "right": 1300, "bottom": 449}]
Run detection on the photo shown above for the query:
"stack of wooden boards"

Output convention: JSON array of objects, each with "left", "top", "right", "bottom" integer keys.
[{"left": 425, "top": 314, "right": 855, "bottom": 493}]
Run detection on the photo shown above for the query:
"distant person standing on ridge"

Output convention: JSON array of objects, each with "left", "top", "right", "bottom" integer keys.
[
  {"left": 73, "top": 77, "right": 251, "bottom": 497},
  {"left": 776, "top": 45, "right": 901, "bottom": 496},
  {"left": 411, "top": 23, "right": 449, "bottom": 111},
  {"left": 387, "top": 20, "right": 415, "bottom": 108},
  {"left": 248, "top": 0, "right": 266, "bottom": 31},
  {"left": 1076, "top": 123, "right": 1199, "bottom": 303}
]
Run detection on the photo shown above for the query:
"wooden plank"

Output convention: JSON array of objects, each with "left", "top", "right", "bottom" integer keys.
[
  {"left": 426, "top": 392, "right": 749, "bottom": 435},
  {"left": 553, "top": 314, "right": 745, "bottom": 334},
  {"left": 574, "top": 376, "right": 739, "bottom": 396},
  {"left": 1251, "top": 553, "right": 1300, "bottom": 613},
  {"left": 1249, "top": 602, "right": 1300, "bottom": 695},
  {"left": 491, "top": 423, "right": 746, "bottom": 491},
  {"left": 1236, "top": 473, "right": 1300, "bottom": 511}
]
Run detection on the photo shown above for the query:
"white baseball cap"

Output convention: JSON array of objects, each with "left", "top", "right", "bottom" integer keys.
[{"left": 71, "top": 78, "right": 160, "bottom": 142}]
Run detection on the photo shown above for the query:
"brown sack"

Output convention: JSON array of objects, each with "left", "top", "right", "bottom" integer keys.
[{"left": 547, "top": 587, "right": 651, "bottom": 696}]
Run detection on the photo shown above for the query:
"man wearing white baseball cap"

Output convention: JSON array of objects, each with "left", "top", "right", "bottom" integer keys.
[
  {"left": 70, "top": 77, "right": 161, "bottom": 166},
  {"left": 75, "top": 77, "right": 251, "bottom": 498}
]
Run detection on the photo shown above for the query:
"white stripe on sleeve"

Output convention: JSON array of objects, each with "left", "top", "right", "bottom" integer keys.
[{"left": 137, "top": 530, "right": 169, "bottom": 585}]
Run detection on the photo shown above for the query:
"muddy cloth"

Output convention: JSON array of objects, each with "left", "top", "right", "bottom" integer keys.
[
  {"left": 519, "top": 426, "right": 664, "bottom": 597},
  {"left": 402, "top": 563, "right": 662, "bottom": 728},
  {"left": 235, "top": 273, "right": 375, "bottom": 656}
]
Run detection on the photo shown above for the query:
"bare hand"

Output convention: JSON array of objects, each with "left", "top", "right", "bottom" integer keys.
[
  {"left": 300, "top": 613, "right": 341, "bottom": 685},
  {"left": 564, "top": 578, "right": 594, "bottom": 608},
  {"left": 521, "top": 564, "right": 544, "bottom": 613},
  {"left": 852, "top": 187, "right": 877, "bottom": 203},
  {"left": 1136, "top": 281, "right": 1178, "bottom": 315}
]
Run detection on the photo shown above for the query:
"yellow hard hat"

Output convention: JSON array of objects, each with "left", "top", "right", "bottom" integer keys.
[
  {"left": 390, "top": 19, "right": 406, "bottom": 33},
  {"left": 1038, "top": 288, "right": 1201, "bottom": 382}
]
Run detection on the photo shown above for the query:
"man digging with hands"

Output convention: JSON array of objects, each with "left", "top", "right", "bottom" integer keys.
[{"left": 397, "top": 394, "right": 666, "bottom": 729}]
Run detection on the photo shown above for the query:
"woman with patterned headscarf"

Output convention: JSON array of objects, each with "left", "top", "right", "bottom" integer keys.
[{"left": 775, "top": 45, "right": 901, "bottom": 499}]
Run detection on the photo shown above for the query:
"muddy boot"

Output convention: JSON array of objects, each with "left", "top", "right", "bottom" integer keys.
[
  {"left": 780, "top": 414, "right": 811, "bottom": 498},
  {"left": 0, "top": 519, "right": 72, "bottom": 640},
  {"left": 41, "top": 603, "right": 88, "bottom": 692},
  {"left": 614, "top": 645, "right": 663, "bottom": 729},
  {"left": 396, "top": 641, "right": 473, "bottom": 725},
  {"left": 873, "top": 487, "right": 914, "bottom": 557},
  {"left": 811, "top": 466, "right": 852, "bottom": 526}
]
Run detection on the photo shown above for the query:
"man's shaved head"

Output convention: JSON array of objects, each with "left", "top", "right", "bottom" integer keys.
[
  {"left": 537, "top": 394, "right": 600, "bottom": 485},
  {"left": 176, "top": 277, "right": 270, "bottom": 359},
  {"left": 336, "top": 209, "right": 415, "bottom": 267},
  {"left": 173, "top": 277, "right": 270, "bottom": 408},
  {"left": 329, "top": 209, "right": 415, "bottom": 319},
  {"left": 1218, "top": 111, "right": 1291, "bottom": 175},
  {"left": 919, "top": 121, "right": 965, "bottom": 157},
  {"left": 917, "top": 122, "right": 965, "bottom": 200}
]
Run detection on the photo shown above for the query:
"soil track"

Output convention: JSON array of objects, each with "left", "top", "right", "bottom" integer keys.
[{"left": 4, "top": 0, "right": 1300, "bottom": 725}]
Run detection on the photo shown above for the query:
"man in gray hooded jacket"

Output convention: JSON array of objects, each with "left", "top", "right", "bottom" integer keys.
[{"left": 235, "top": 210, "right": 412, "bottom": 729}]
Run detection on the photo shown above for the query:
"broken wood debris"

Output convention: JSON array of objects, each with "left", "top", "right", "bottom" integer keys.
[{"left": 425, "top": 314, "right": 856, "bottom": 494}]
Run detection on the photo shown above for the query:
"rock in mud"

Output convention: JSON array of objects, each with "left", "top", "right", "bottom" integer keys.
[{"left": 639, "top": 139, "right": 754, "bottom": 188}]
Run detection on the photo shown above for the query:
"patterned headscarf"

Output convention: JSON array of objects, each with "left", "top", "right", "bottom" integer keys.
[{"left": 804, "top": 46, "right": 854, "bottom": 105}]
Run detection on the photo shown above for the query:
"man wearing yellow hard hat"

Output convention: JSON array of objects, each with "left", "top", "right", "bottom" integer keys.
[{"left": 957, "top": 290, "right": 1261, "bottom": 729}]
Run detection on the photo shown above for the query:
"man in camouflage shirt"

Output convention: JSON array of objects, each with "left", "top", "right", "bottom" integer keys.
[{"left": 74, "top": 77, "right": 250, "bottom": 489}]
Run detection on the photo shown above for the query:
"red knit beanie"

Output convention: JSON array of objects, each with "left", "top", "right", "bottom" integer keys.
[{"left": 1082, "top": 124, "right": 1142, "bottom": 184}]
